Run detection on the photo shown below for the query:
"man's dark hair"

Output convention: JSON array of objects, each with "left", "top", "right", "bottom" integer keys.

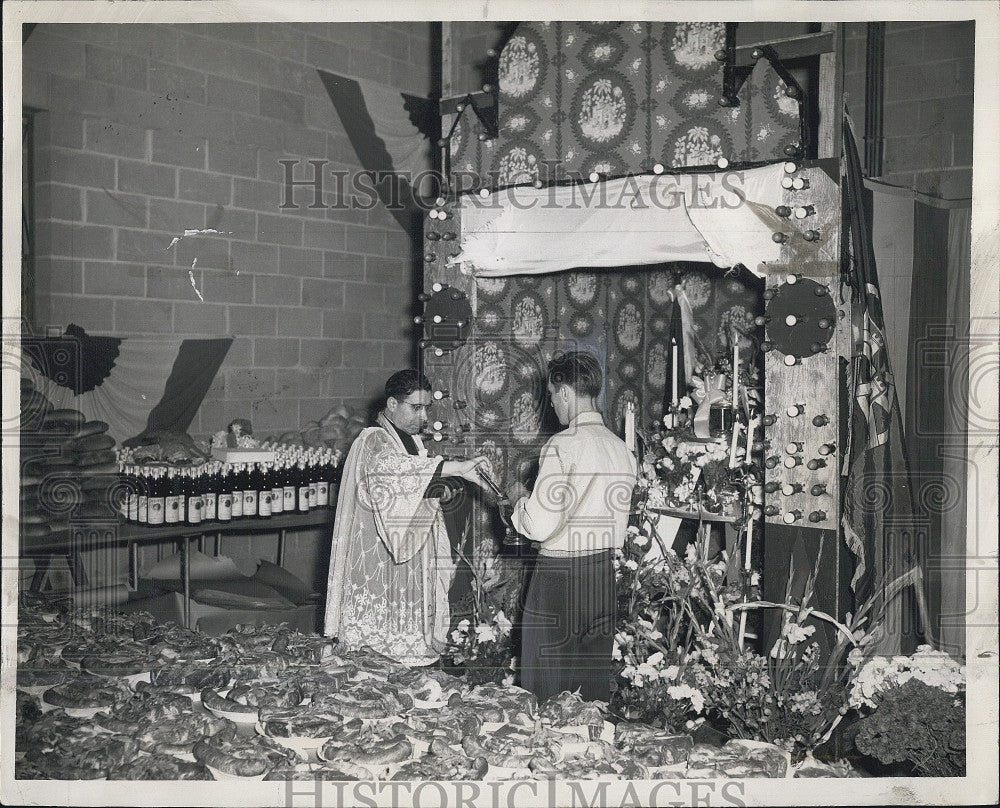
[
  {"left": 385, "top": 369, "right": 432, "bottom": 401},
  {"left": 548, "top": 351, "right": 603, "bottom": 398}
]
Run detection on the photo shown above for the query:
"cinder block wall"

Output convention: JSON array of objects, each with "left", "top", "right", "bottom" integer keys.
[
  {"left": 844, "top": 21, "right": 974, "bottom": 199},
  {"left": 23, "top": 22, "right": 435, "bottom": 440}
]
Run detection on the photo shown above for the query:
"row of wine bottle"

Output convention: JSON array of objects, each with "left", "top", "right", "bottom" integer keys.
[{"left": 117, "top": 451, "right": 339, "bottom": 527}]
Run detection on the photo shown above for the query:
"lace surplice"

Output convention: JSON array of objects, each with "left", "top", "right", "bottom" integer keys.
[{"left": 323, "top": 425, "right": 455, "bottom": 665}]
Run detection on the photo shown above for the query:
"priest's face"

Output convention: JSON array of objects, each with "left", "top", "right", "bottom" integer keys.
[{"left": 387, "top": 390, "right": 432, "bottom": 435}]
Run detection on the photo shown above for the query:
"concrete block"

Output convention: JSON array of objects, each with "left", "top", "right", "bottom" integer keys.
[
  {"left": 152, "top": 131, "right": 208, "bottom": 169},
  {"left": 918, "top": 96, "right": 973, "bottom": 135},
  {"left": 953, "top": 135, "right": 973, "bottom": 167},
  {"left": 118, "top": 159, "right": 176, "bottom": 198},
  {"left": 85, "top": 188, "right": 146, "bottom": 228},
  {"left": 343, "top": 281, "right": 385, "bottom": 310},
  {"left": 36, "top": 257, "right": 84, "bottom": 296},
  {"left": 178, "top": 169, "right": 232, "bottom": 205},
  {"left": 234, "top": 177, "right": 282, "bottom": 212},
  {"left": 47, "top": 147, "right": 116, "bottom": 188},
  {"left": 117, "top": 227, "right": 176, "bottom": 263},
  {"left": 197, "top": 269, "right": 253, "bottom": 304},
  {"left": 323, "top": 308, "right": 365, "bottom": 339},
  {"left": 147, "top": 264, "right": 200, "bottom": 300},
  {"left": 277, "top": 59, "right": 320, "bottom": 97},
  {"left": 84, "top": 261, "right": 146, "bottom": 297},
  {"left": 298, "top": 397, "right": 336, "bottom": 429},
  {"left": 299, "top": 338, "right": 343, "bottom": 370},
  {"left": 253, "top": 274, "right": 302, "bottom": 306},
  {"left": 48, "top": 294, "right": 111, "bottom": 335},
  {"left": 920, "top": 21, "right": 975, "bottom": 64},
  {"left": 364, "top": 312, "right": 411, "bottom": 341},
  {"left": 40, "top": 184, "right": 85, "bottom": 222},
  {"left": 176, "top": 31, "right": 263, "bottom": 84},
  {"left": 276, "top": 306, "right": 324, "bottom": 338},
  {"left": 259, "top": 86, "right": 305, "bottom": 125},
  {"left": 229, "top": 304, "right": 277, "bottom": 336},
  {"left": 207, "top": 74, "right": 260, "bottom": 115},
  {"left": 341, "top": 339, "right": 383, "bottom": 369},
  {"left": 256, "top": 24, "right": 307, "bottom": 62},
  {"left": 24, "top": 30, "right": 87, "bottom": 77},
  {"left": 175, "top": 234, "right": 231, "bottom": 273},
  {"left": 306, "top": 35, "right": 352, "bottom": 73},
  {"left": 282, "top": 128, "right": 330, "bottom": 163},
  {"left": 884, "top": 27, "right": 925, "bottom": 68},
  {"left": 231, "top": 239, "right": 279, "bottom": 275},
  {"left": 49, "top": 22, "right": 118, "bottom": 47},
  {"left": 48, "top": 75, "right": 116, "bottom": 118},
  {"left": 225, "top": 367, "right": 275, "bottom": 399},
  {"left": 301, "top": 277, "right": 345, "bottom": 309},
  {"left": 275, "top": 367, "right": 323, "bottom": 399},
  {"left": 148, "top": 62, "right": 206, "bottom": 105},
  {"left": 235, "top": 117, "right": 285, "bottom": 152},
  {"left": 172, "top": 300, "right": 229, "bottom": 335},
  {"left": 86, "top": 43, "right": 148, "bottom": 90},
  {"left": 207, "top": 205, "right": 254, "bottom": 239},
  {"left": 113, "top": 24, "right": 180, "bottom": 63},
  {"left": 345, "top": 227, "right": 388, "bottom": 257},
  {"left": 22, "top": 67, "right": 49, "bottom": 108},
  {"left": 304, "top": 220, "right": 347, "bottom": 251},
  {"left": 223, "top": 335, "right": 253, "bottom": 367},
  {"left": 279, "top": 246, "right": 326, "bottom": 278},
  {"left": 365, "top": 256, "right": 408, "bottom": 285},
  {"left": 48, "top": 221, "right": 114, "bottom": 260},
  {"left": 251, "top": 397, "right": 300, "bottom": 432},
  {"left": 256, "top": 212, "right": 304, "bottom": 246},
  {"left": 323, "top": 252, "right": 366, "bottom": 281},
  {"left": 208, "top": 140, "right": 259, "bottom": 179},
  {"left": 114, "top": 297, "right": 173, "bottom": 334},
  {"left": 254, "top": 337, "right": 301, "bottom": 367},
  {"left": 148, "top": 197, "right": 206, "bottom": 235}
]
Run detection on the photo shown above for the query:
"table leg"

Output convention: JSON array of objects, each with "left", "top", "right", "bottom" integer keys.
[
  {"left": 213, "top": 533, "right": 220, "bottom": 557},
  {"left": 181, "top": 536, "right": 190, "bottom": 629},
  {"left": 277, "top": 529, "right": 286, "bottom": 567},
  {"left": 129, "top": 542, "right": 139, "bottom": 591},
  {"left": 197, "top": 535, "right": 204, "bottom": 554}
]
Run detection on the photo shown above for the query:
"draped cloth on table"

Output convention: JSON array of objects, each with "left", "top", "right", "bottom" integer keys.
[
  {"left": 453, "top": 163, "right": 788, "bottom": 277},
  {"left": 323, "top": 412, "right": 455, "bottom": 665}
]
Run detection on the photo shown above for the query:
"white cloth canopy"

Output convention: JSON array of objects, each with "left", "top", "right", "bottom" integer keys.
[{"left": 452, "top": 163, "right": 789, "bottom": 277}]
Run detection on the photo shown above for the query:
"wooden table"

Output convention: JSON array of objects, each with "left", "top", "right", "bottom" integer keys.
[{"left": 21, "top": 508, "right": 336, "bottom": 628}]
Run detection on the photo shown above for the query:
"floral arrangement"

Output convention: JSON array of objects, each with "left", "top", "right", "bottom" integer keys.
[
  {"left": 848, "top": 644, "right": 966, "bottom": 776},
  {"left": 852, "top": 678, "right": 966, "bottom": 777},
  {"left": 443, "top": 549, "right": 521, "bottom": 686}
]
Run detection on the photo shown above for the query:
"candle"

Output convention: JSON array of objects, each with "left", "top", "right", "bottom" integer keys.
[
  {"left": 625, "top": 403, "right": 636, "bottom": 454},
  {"left": 732, "top": 327, "right": 739, "bottom": 407},
  {"left": 671, "top": 338, "right": 679, "bottom": 406},
  {"left": 729, "top": 420, "right": 743, "bottom": 469}
]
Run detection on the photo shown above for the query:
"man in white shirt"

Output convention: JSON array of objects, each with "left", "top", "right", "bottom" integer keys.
[{"left": 510, "top": 352, "right": 638, "bottom": 702}]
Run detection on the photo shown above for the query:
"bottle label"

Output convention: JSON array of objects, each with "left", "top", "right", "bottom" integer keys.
[
  {"left": 244, "top": 490, "right": 258, "bottom": 517},
  {"left": 283, "top": 486, "right": 295, "bottom": 510},
  {"left": 128, "top": 491, "right": 138, "bottom": 521},
  {"left": 188, "top": 495, "right": 203, "bottom": 524},
  {"left": 308, "top": 483, "right": 318, "bottom": 507},
  {"left": 259, "top": 491, "right": 272, "bottom": 518},
  {"left": 203, "top": 492, "right": 217, "bottom": 521},
  {"left": 231, "top": 491, "right": 243, "bottom": 518},
  {"left": 218, "top": 493, "right": 232, "bottom": 521},
  {"left": 177, "top": 497, "right": 186, "bottom": 523},
  {"left": 316, "top": 481, "right": 329, "bottom": 507},
  {"left": 137, "top": 495, "right": 148, "bottom": 524},
  {"left": 271, "top": 487, "right": 284, "bottom": 513},
  {"left": 165, "top": 495, "right": 180, "bottom": 524},
  {"left": 148, "top": 496, "right": 165, "bottom": 525},
  {"left": 298, "top": 485, "right": 310, "bottom": 512},
  {"left": 120, "top": 493, "right": 130, "bottom": 520}
]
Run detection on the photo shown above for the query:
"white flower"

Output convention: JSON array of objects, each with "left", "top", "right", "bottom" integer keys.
[
  {"left": 612, "top": 643, "right": 622, "bottom": 660},
  {"left": 667, "top": 684, "right": 705, "bottom": 714},
  {"left": 450, "top": 629, "right": 463, "bottom": 643},
  {"left": 632, "top": 532, "right": 650, "bottom": 548},
  {"left": 502, "top": 673, "right": 515, "bottom": 686},
  {"left": 457, "top": 619, "right": 470, "bottom": 631},
  {"left": 636, "top": 662, "right": 657, "bottom": 680},
  {"left": 621, "top": 665, "right": 637, "bottom": 681},
  {"left": 475, "top": 624, "right": 497, "bottom": 644},
  {"left": 494, "top": 610, "right": 513, "bottom": 636},
  {"left": 782, "top": 622, "right": 816, "bottom": 645},
  {"left": 646, "top": 651, "right": 665, "bottom": 667},
  {"left": 679, "top": 395, "right": 693, "bottom": 410},
  {"left": 624, "top": 559, "right": 639, "bottom": 571}
]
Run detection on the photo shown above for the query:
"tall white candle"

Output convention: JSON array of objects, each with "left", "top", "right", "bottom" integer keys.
[
  {"left": 732, "top": 327, "right": 739, "bottom": 407},
  {"left": 625, "top": 403, "right": 636, "bottom": 454},
  {"left": 671, "top": 338, "right": 680, "bottom": 406}
]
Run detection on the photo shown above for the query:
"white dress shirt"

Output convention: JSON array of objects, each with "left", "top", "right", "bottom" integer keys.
[{"left": 511, "top": 411, "right": 638, "bottom": 557}]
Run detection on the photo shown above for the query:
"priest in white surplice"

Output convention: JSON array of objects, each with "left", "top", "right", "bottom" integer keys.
[{"left": 323, "top": 370, "right": 490, "bottom": 665}]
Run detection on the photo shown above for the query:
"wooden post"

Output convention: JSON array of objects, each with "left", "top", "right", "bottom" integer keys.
[{"left": 818, "top": 23, "right": 843, "bottom": 159}]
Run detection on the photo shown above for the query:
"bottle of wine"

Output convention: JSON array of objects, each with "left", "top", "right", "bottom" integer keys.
[
  {"left": 186, "top": 466, "right": 203, "bottom": 525},
  {"left": 243, "top": 463, "right": 259, "bottom": 518},
  {"left": 137, "top": 466, "right": 149, "bottom": 524},
  {"left": 316, "top": 451, "right": 330, "bottom": 507},
  {"left": 258, "top": 463, "right": 272, "bottom": 518},
  {"left": 127, "top": 464, "right": 139, "bottom": 522},
  {"left": 165, "top": 468, "right": 180, "bottom": 525},
  {"left": 297, "top": 458, "right": 310, "bottom": 513},
  {"left": 147, "top": 469, "right": 165, "bottom": 525},
  {"left": 283, "top": 459, "right": 296, "bottom": 513},
  {"left": 203, "top": 462, "right": 218, "bottom": 522},
  {"left": 231, "top": 463, "right": 244, "bottom": 519},
  {"left": 218, "top": 465, "right": 233, "bottom": 522},
  {"left": 307, "top": 453, "right": 318, "bottom": 510},
  {"left": 271, "top": 460, "right": 285, "bottom": 515}
]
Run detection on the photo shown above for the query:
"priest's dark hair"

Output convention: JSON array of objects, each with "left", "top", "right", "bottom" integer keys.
[
  {"left": 548, "top": 351, "right": 603, "bottom": 398},
  {"left": 385, "top": 369, "right": 432, "bottom": 401}
]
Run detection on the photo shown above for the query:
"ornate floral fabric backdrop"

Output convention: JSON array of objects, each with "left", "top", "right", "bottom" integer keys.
[
  {"left": 441, "top": 22, "right": 793, "bottom": 542},
  {"left": 450, "top": 21, "right": 801, "bottom": 183}
]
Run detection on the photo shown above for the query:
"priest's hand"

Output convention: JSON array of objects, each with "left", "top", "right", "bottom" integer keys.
[{"left": 441, "top": 456, "right": 492, "bottom": 489}]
